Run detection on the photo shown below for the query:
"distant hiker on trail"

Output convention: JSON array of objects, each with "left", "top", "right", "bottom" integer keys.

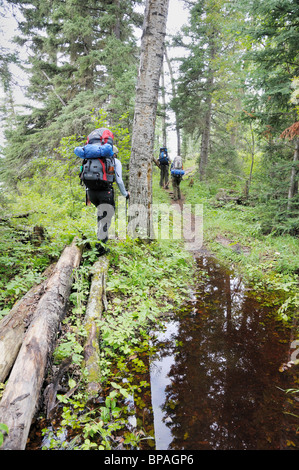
[
  {"left": 171, "top": 155, "right": 185, "bottom": 201},
  {"left": 158, "top": 147, "right": 170, "bottom": 189},
  {"left": 74, "top": 128, "right": 130, "bottom": 256}
]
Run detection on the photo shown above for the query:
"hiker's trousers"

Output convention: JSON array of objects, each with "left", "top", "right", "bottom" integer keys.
[
  {"left": 172, "top": 175, "right": 182, "bottom": 200},
  {"left": 87, "top": 188, "right": 115, "bottom": 242},
  {"left": 160, "top": 164, "right": 169, "bottom": 188}
]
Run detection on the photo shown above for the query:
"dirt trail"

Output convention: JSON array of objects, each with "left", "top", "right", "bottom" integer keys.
[
  {"left": 166, "top": 169, "right": 251, "bottom": 257},
  {"left": 165, "top": 186, "right": 207, "bottom": 255}
]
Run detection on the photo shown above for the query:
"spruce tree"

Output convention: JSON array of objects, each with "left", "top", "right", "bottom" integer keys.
[
  {"left": 171, "top": 0, "right": 245, "bottom": 179},
  {"left": 236, "top": 0, "right": 299, "bottom": 232},
  {"left": 1, "top": 0, "right": 143, "bottom": 183}
]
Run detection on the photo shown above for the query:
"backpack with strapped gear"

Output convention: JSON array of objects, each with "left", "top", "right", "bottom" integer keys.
[
  {"left": 75, "top": 128, "right": 115, "bottom": 190},
  {"left": 87, "top": 128, "right": 114, "bottom": 146},
  {"left": 171, "top": 155, "right": 185, "bottom": 177},
  {"left": 158, "top": 147, "right": 169, "bottom": 165},
  {"left": 75, "top": 142, "right": 114, "bottom": 159},
  {"left": 80, "top": 156, "right": 115, "bottom": 190}
]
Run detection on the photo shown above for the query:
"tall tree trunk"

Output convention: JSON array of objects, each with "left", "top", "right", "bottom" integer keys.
[
  {"left": 129, "top": 0, "right": 169, "bottom": 238},
  {"left": 287, "top": 138, "right": 299, "bottom": 213},
  {"left": 199, "top": 40, "right": 216, "bottom": 181},
  {"left": 113, "top": 0, "right": 121, "bottom": 39},
  {"left": 161, "top": 62, "right": 167, "bottom": 148},
  {"left": 199, "top": 91, "right": 212, "bottom": 180},
  {"left": 244, "top": 121, "right": 255, "bottom": 198},
  {"left": 164, "top": 48, "right": 181, "bottom": 155}
]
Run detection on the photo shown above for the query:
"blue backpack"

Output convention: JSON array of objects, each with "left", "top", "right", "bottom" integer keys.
[
  {"left": 171, "top": 169, "right": 185, "bottom": 176},
  {"left": 171, "top": 156, "right": 185, "bottom": 177},
  {"left": 159, "top": 147, "right": 169, "bottom": 165}
]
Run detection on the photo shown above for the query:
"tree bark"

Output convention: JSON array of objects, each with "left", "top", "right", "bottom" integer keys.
[
  {"left": 83, "top": 257, "right": 109, "bottom": 398},
  {"left": 199, "top": 40, "right": 216, "bottom": 181},
  {"left": 199, "top": 91, "right": 212, "bottom": 180},
  {"left": 244, "top": 121, "right": 255, "bottom": 199},
  {"left": 165, "top": 48, "right": 181, "bottom": 155},
  {"left": 161, "top": 62, "right": 167, "bottom": 148},
  {"left": 287, "top": 138, "right": 299, "bottom": 213},
  {"left": 0, "top": 264, "right": 56, "bottom": 383},
  {"left": 129, "top": 0, "right": 169, "bottom": 238},
  {"left": 0, "top": 239, "right": 82, "bottom": 450}
]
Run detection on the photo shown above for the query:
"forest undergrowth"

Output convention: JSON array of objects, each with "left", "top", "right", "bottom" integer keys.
[
  {"left": 0, "top": 162, "right": 197, "bottom": 449},
  {"left": 0, "top": 0, "right": 298, "bottom": 450},
  {"left": 0, "top": 155, "right": 298, "bottom": 449},
  {"left": 180, "top": 159, "right": 299, "bottom": 322}
]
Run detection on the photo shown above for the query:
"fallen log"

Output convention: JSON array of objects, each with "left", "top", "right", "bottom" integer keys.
[
  {"left": 0, "top": 238, "right": 82, "bottom": 450},
  {"left": 83, "top": 256, "right": 109, "bottom": 398},
  {"left": 0, "top": 210, "right": 46, "bottom": 222},
  {"left": 0, "top": 264, "right": 56, "bottom": 383},
  {"left": 43, "top": 356, "right": 73, "bottom": 420}
]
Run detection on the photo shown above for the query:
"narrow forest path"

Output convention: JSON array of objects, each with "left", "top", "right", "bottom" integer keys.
[
  {"left": 165, "top": 167, "right": 251, "bottom": 257},
  {"left": 164, "top": 168, "right": 207, "bottom": 256}
]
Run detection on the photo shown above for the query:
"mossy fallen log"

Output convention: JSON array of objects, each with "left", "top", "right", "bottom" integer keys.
[
  {"left": 0, "top": 264, "right": 56, "bottom": 383},
  {"left": 83, "top": 256, "right": 109, "bottom": 398},
  {"left": 0, "top": 239, "right": 82, "bottom": 450}
]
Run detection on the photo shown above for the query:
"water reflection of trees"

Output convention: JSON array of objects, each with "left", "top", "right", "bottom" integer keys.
[{"left": 159, "top": 257, "right": 292, "bottom": 450}]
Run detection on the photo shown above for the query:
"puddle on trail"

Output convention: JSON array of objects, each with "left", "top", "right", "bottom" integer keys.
[
  {"left": 149, "top": 255, "right": 298, "bottom": 450},
  {"left": 26, "top": 255, "right": 298, "bottom": 451}
]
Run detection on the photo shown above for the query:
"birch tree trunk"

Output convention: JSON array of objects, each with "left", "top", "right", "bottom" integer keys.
[{"left": 128, "top": 0, "right": 169, "bottom": 238}]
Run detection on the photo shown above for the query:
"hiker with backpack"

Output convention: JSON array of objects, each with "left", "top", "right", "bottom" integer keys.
[
  {"left": 158, "top": 147, "right": 170, "bottom": 188},
  {"left": 74, "top": 128, "right": 129, "bottom": 255},
  {"left": 170, "top": 155, "right": 185, "bottom": 201}
]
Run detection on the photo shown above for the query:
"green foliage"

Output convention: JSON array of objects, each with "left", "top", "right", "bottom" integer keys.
[
  {"left": 0, "top": 0, "right": 141, "bottom": 184},
  {"left": 181, "top": 169, "right": 299, "bottom": 322},
  {"left": 41, "top": 235, "right": 194, "bottom": 450},
  {"left": 0, "top": 423, "right": 9, "bottom": 448},
  {"left": 248, "top": 140, "right": 299, "bottom": 234},
  {"left": 171, "top": 0, "right": 299, "bottom": 233},
  {"left": 0, "top": 110, "right": 132, "bottom": 314},
  {"left": 172, "top": 0, "right": 246, "bottom": 166},
  {"left": 0, "top": 218, "right": 52, "bottom": 316}
]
